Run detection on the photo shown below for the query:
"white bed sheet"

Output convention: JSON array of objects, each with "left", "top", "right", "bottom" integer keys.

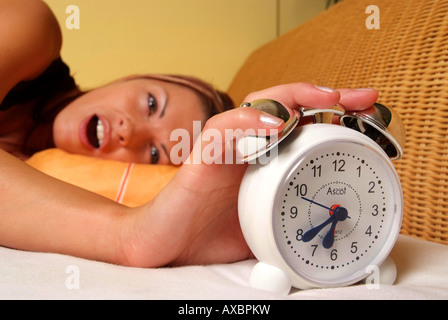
[{"left": 0, "top": 235, "right": 447, "bottom": 300}]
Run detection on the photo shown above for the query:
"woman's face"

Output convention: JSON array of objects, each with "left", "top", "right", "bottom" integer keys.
[{"left": 53, "top": 78, "right": 207, "bottom": 164}]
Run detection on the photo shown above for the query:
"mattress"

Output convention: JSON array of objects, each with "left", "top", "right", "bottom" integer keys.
[{"left": 0, "top": 235, "right": 446, "bottom": 300}]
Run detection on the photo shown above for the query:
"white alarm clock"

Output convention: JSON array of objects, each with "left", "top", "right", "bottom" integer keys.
[{"left": 237, "top": 100, "right": 405, "bottom": 294}]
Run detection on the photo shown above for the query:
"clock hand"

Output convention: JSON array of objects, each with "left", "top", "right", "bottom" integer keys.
[
  {"left": 323, "top": 220, "right": 338, "bottom": 249},
  {"left": 302, "top": 206, "right": 349, "bottom": 247},
  {"left": 322, "top": 207, "right": 348, "bottom": 248},
  {"left": 301, "top": 197, "right": 335, "bottom": 212},
  {"left": 302, "top": 215, "right": 336, "bottom": 243},
  {"left": 301, "top": 197, "right": 336, "bottom": 243},
  {"left": 322, "top": 207, "right": 349, "bottom": 249},
  {"left": 302, "top": 196, "right": 351, "bottom": 218}
]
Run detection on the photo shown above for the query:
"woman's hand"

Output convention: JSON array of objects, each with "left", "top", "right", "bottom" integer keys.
[
  {"left": 243, "top": 83, "right": 378, "bottom": 112},
  {"left": 121, "top": 83, "right": 379, "bottom": 267}
]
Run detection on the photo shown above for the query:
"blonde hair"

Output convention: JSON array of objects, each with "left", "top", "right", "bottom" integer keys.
[{"left": 136, "top": 74, "right": 235, "bottom": 118}]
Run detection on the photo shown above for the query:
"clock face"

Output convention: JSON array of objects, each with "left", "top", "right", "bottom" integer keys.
[{"left": 273, "top": 140, "right": 402, "bottom": 286}]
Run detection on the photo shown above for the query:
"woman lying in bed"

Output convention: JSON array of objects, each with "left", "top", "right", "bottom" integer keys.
[{"left": 0, "top": 0, "right": 379, "bottom": 267}]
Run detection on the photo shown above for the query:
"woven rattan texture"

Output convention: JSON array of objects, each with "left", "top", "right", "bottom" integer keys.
[{"left": 228, "top": 0, "right": 448, "bottom": 244}]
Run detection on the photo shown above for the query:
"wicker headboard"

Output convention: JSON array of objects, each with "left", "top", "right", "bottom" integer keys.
[{"left": 228, "top": 0, "right": 448, "bottom": 244}]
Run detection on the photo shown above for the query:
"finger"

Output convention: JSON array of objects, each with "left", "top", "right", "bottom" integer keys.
[
  {"left": 187, "top": 107, "right": 285, "bottom": 165},
  {"left": 205, "top": 107, "right": 285, "bottom": 133},
  {"left": 242, "top": 83, "right": 341, "bottom": 109},
  {"left": 337, "top": 88, "right": 379, "bottom": 111}
]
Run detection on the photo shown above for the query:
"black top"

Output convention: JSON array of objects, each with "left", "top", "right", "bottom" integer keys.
[
  {"left": 0, "top": 57, "right": 79, "bottom": 118},
  {"left": 0, "top": 57, "right": 81, "bottom": 154}
]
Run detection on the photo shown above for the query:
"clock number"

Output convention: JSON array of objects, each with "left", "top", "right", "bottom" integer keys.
[
  {"left": 295, "top": 184, "right": 308, "bottom": 197},
  {"left": 350, "top": 242, "right": 358, "bottom": 254},
  {"left": 356, "top": 165, "right": 362, "bottom": 177},
  {"left": 311, "top": 244, "right": 318, "bottom": 256},
  {"left": 368, "top": 181, "right": 375, "bottom": 193},
  {"left": 312, "top": 165, "right": 322, "bottom": 177},
  {"left": 330, "top": 249, "right": 338, "bottom": 261},
  {"left": 296, "top": 229, "right": 304, "bottom": 241},
  {"left": 290, "top": 206, "right": 298, "bottom": 219},
  {"left": 365, "top": 225, "right": 372, "bottom": 237},
  {"left": 372, "top": 204, "right": 379, "bottom": 216},
  {"left": 332, "top": 159, "right": 345, "bottom": 172}
]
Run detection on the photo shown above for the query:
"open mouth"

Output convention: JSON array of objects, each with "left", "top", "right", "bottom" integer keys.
[{"left": 86, "top": 115, "right": 104, "bottom": 149}]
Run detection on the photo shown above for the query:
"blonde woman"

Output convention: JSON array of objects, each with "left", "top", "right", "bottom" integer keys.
[{"left": 0, "top": 0, "right": 379, "bottom": 267}]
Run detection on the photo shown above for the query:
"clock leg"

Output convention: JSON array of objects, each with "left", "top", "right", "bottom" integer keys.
[
  {"left": 363, "top": 256, "right": 397, "bottom": 288},
  {"left": 378, "top": 256, "right": 397, "bottom": 285},
  {"left": 249, "top": 262, "right": 292, "bottom": 295}
]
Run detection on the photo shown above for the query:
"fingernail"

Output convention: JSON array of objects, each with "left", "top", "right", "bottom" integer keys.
[
  {"left": 259, "top": 113, "right": 284, "bottom": 127},
  {"left": 315, "top": 85, "right": 336, "bottom": 93}
]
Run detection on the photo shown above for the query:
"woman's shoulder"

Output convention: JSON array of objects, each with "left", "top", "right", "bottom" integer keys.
[{"left": 0, "top": 0, "right": 62, "bottom": 100}]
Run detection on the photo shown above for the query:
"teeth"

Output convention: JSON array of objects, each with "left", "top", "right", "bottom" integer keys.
[{"left": 96, "top": 119, "right": 104, "bottom": 147}]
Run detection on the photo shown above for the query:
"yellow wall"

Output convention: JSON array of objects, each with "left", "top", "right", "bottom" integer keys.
[
  {"left": 43, "top": 0, "right": 326, "bottom": 92},
  {"left": 279, "top": 0, "right": 328, "bottom": 35}
]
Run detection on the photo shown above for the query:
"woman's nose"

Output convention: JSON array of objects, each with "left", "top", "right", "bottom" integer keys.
[{"left": 117, "top": 117, "right": 133, "bottom": 146}]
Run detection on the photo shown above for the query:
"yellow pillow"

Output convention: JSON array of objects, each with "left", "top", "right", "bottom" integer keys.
[{"left": 26, "top": 149, "right": 178, "bottom": 207}]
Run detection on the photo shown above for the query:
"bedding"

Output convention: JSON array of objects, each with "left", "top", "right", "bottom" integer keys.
[{"left": 0, "top": 234, "right": 446, "bottom": 299}]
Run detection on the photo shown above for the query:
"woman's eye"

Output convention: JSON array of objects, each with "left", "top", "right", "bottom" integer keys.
[
  {"left": 148, "top": 94, "right": 157, "bottom": 115},
  {"left": 150, "top": 145, "right": 160, "bottom": 164}
]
